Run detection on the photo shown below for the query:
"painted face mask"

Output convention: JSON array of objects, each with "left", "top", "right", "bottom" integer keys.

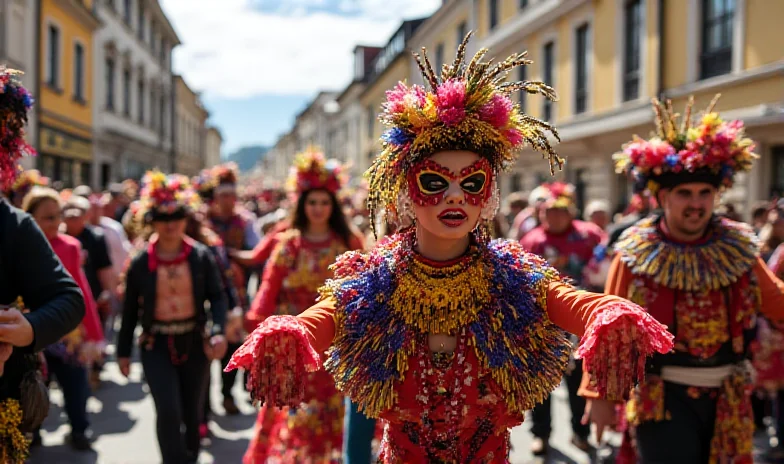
[{"left": 407, "top": 158, "right": 493, "bottom": 207}]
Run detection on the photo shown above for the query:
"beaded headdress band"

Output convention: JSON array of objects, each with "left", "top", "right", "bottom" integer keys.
[
  {"left": 139, "top": 170, "right": 200, "bottom": 220},
  {"left": 366, "top": 32, "right": 562, "bottom": 236},
  {"left": 286, "top": 147, "right": 346, "bottom": 195},
  {"left": 614, "top": 94, "right": 757, "bottom": 193},
  {"left": 0, "top": 67, "right": 35, "bottom": 190}
]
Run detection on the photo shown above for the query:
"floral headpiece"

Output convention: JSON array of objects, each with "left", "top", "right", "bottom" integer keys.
[
  {"left": 214, "top": 163, "right": 238, "bottom": 185},
  {"left": 367, "top": 32, "right": 561, "bottom": 235},
  {"left": 286, "top": 147, "right": 345, "bottom": 195},
  {"left": 192, "top": 168, "right": 218, "bottom": 200},
  {"left": 0, "top": 68, "right": 35, "bottom": 190},
  {"left": 614, "top": 95, "right": 757, "bottom": 193},
  {"left": 540, "top": 182, "right": 576, "bottom": 210},
  {"left": 139, "top": 170, "right": 200, "bottom": 221},
  {"left": 6, "top": 169, "right": 49, "bottom": 200}
]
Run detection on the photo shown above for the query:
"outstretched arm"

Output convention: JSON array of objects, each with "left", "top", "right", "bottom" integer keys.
[
  {"left": 225, "top": 298, "right": 337, "bottom": 407},
  {"left": 545, "top": 277, "right": 673, "bottom": 402}
]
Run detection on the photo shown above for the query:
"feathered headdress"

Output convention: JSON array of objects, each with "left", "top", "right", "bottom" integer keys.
[
  {"left": 366, "top": 32, "right": 561, "bottom": 235},
  {"left": 139, "top": 170, "right": 200, "bottom": 221},
  {"left": 286, "top": 147, "right": 345, "bottom": 195},
  {"left": 0, "top": 68, "right": 35, "bottom": 191},
  {"left": 614, "top": 94, "right": 757, "bottom": 193}
]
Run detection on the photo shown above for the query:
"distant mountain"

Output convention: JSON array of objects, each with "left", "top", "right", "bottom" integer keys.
[{"left": 225, "top": 145, "right": 269, "bottom": 172}]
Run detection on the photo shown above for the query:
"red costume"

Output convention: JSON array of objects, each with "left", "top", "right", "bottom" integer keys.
[{"left": 242, "top": 150, "right": 362, "bottom": 464}]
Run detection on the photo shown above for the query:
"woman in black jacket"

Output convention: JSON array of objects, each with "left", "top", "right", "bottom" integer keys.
[{"left": 116, "top": 171, "right": 227, "bottom": 464}]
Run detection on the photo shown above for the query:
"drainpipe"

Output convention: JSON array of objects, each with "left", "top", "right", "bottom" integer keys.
[{"left": 656, "top": 0, "right": 665, "bottom": 99}]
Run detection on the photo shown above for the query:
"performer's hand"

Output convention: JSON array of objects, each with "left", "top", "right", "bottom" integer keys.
[
  {"left": 582, "top": 398, "right": 617, "bottom": 443},
  {"left": 0, "top": 342, "right": 12, "bottom": 376},
  {"left": 205, "top": 335, "right": 228, "bottom": 361},
  {"left": 0, "top": 308, "right": 34, "bottom": 347},
  {"left": 118, "top": 357, "right": 131, "bottom": 378}
]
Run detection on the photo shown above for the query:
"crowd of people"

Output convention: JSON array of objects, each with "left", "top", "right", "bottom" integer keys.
[{"left": 0, "top": 31, "right": 783, "bottom": 464}]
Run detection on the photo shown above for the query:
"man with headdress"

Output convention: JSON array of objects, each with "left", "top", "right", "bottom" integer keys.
[
  {"left": 581, "top": 96, "right": 784, "bottom": 463},
  {"left": 226, "top": 33, "right": 674, "bottom": 463},
  {"left": 0, "top": 68, "right": 85, "bottom": 463}
]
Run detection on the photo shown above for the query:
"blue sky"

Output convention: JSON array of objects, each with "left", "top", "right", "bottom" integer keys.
[{"left": 159, "top": 0, "right": 441, "bottom": 155}]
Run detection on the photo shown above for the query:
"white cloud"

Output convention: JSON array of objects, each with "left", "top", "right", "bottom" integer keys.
[{"left": 159, "top": 0, "right": 441, "bottom": 99}]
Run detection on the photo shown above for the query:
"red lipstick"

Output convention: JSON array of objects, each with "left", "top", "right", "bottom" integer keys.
[{"left": 438, "top": 208, "right": 468, "bottom": 228}]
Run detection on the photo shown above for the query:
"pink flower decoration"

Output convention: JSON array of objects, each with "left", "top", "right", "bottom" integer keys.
[
  {"left": 504, "top": 128, "right": 523, "bottom": 146},
  {"left": 384, "top": 82, "right": 409, "bottom": 114},
  {"left": 436, "top": 79, "right": 467, "bottom": 127},
  {"left": 478, "top": 94, "right": 513, "bottom": 128}
]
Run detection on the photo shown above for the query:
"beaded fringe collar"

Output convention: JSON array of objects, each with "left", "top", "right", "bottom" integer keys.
[
  {"left": 615, "top": 215, "right": 759, "bottom": 292},
  {"left": 320, "top": 231, "right": 571, "bottom": 418}
]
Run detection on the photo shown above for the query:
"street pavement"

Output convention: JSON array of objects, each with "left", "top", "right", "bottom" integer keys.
[
  {"left": 27, "top": 352, "right": 781, "bottom": 464},
  {"left": 29, "top": 356, "right": 612, "bottom": 464}
]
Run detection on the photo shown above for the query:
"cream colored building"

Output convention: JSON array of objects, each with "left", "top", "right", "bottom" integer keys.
[
  {"left": 173, "top": 75, "right": 208, "bottom": 176},
  {"left": 204, "top": 126, "right": 222, "bottom": 168},
  {"left": 470, "top": 0, "right": 783, "bottom": 215}
]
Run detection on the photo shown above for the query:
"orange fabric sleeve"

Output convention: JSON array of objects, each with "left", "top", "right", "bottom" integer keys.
[
  {"left": 545, "top": 279, "right": 640, "bottom": 337},
  {"left": 296, "top": 298, "right": 337, "bottom": 354},
  {"left": 754, "top": 257, "right": 784, "bottom": 327}
]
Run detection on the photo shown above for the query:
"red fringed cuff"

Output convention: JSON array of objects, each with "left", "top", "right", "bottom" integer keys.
[
  {"left": 225, "top": 315, "right": 321, "bottom": 407},
  {"left": 575, "top": 302, "right": 674, "bottom": 401}
]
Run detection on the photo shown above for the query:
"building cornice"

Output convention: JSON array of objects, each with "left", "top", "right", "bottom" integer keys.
[
  {"left": 147, "top": 0, "right": 181, "bottom": 45},
  {"left": 54, "top": 0, "right": 102, "bottom": 31},
  {"left": 663, "top": 61, "right": 784, "bottom": 100},
  {"left": 478, "top": 0, "right": 589, "bottom": 52}
]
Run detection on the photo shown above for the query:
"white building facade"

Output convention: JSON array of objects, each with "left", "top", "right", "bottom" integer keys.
[
  {"left": 1, "top": 0, "right": 38, "bottom": 170},
  {"left": 92, "top": 0, "right": 179, "bottom": 186}
]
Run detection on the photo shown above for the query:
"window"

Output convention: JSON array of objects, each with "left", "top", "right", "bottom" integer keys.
[
  {"left": 456, "top": 21, "right": 467, "bottom": 45},
  {"left": 137, "top": 2, "right": 145, "bottom": 41},
  {"left": 700, "top": 0, "right": 734, "bottom": 79},
  {"left": 138, "top": 78, "right": 145, "bottom": 124},
  {"left": 542, "top": 41, "right": 554, "bottom": 122},
  {"left": 105, "top": 57, "right": 115, "bottom": 110},
  {"left": 435, "top": 43, "right": 444, "bottom": 76},
  {"left": 160, "top": 40, "right": 167, "bottom": 66},
  {"left": 518, "top": 65, "right": 527, "bottom": 112},
  {"left": 73, "top": 43, "right": 85, "bottom": 101},
  {"left": 367, "top": 105, "right": 375, "bottom": 137},
  {"left": 107, "top": 0, "right": 116, "bottom": 13},
  {"left": 123, "top": 69, "right": 131, "bottom": 116},
  {"left": 623, "top": 0, "right": 642, "bottom": 101},
  {"left": 772, "top": 146, "right": 784, "bottom": 198},
  {"left": 510, "top": 173, "right": 522, "bottom": 192},
  {"left": 574, "top": 23, "right": 589, "bottom": 115},
  {"left": 46, "top": 25, "right": 60, "bottom": 87},
  {"left": 123, "top": 0, "right": 132, "bottom": 25},
  {"left": 520, "top": 0, "right": 529, "bottom": 8},
  {"left": 489, "top": 0, "right": 499, "bottom": 30}
]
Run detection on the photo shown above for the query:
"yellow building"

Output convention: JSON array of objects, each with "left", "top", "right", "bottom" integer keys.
[
  {"left": 37, "top": 0, "right": 100, "bottom": 187},
  {"left": 415, "top": 0, "right": 784, "bottom": 214}
]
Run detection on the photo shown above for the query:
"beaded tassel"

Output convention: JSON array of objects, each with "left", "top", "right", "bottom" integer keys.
[
  {"left": 226, "top": 315, "right": 321, "bottom": 408},
  {"left": 0, "top": 398, "right": 27, "bottom": 464},
  {"left": 575, "top": 303, "right": 674, "bottom": 401}
]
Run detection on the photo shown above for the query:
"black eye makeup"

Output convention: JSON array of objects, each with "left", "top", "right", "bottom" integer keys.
[
  {"left": 459, "top": 172, "right": 487, "bottom": 194},
  {"left": 417, "top": 172, "right": 451, "bottom": 195}
]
